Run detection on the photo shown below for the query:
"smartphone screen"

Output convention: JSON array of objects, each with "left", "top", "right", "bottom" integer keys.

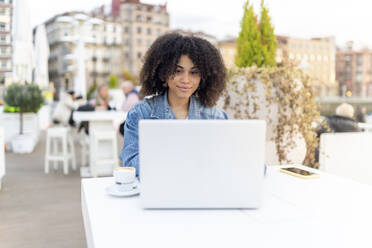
[{"left": 281, "top": 167, "right": 315, "bottom": 176}]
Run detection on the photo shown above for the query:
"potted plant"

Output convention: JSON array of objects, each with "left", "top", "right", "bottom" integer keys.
[
  {"left": 3, "top": 83, "right": 44, "bottom": 153},
  {"left": 220, "top": 65, "right": 321, "bottom": 168}
]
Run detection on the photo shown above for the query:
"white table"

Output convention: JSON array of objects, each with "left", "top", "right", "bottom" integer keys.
[
  {"left": 358, "top": 122, "right": 372, "bottom": 131},
  {"left": 81, "top": 165, "right": 372, "bottom": 248},
  {"left": 73, "top": 111, "right": 127, "bottom": 177}
]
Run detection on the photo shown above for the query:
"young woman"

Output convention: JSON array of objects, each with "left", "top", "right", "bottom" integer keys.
[{"left": 120, "top": 32, "right": 228, "bottom": 176}]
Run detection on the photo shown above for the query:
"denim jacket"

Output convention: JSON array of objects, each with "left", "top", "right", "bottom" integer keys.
[{"left": 120, "top": 91, "right": 228, "bottom": 176}]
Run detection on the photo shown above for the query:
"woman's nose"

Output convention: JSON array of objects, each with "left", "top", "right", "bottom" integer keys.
[{"left": 181, "top": 72, "right": 190, "bottom": 83}]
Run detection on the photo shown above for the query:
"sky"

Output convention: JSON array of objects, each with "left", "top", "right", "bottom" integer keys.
[{"left": 29, "top": 0, "right": 372, "bottom": 47}]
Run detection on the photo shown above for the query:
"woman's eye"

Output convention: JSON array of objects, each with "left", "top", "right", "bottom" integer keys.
[
  {"left": 191, "top": 71, "right": 199, "bottom": 75},
  {"left": 176, "top": 70, "right": 182, "bottom": 74}
]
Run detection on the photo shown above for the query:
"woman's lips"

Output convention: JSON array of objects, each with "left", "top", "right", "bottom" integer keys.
[{"left": 177, "top": 86, "right": 191, "bottom": 92}]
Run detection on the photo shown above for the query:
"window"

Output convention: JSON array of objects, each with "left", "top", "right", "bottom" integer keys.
[
  {"left": 0, "top": 8, "right": 5, "bottom": 15},
  {"left": 0, "top": 23, "right": 5, "bottom": 31},
  {"left": 103, "top": 26, "right": 106, "bottom": 31},
  {"left": 356, "top": 74, "right": 362, "bottom": 83},
  {"left": 1, "top": 47, "right": 6, "bottom": 54},
  {"left": 136, "top": 15, "right": 143, "bottom": 22},
  {"left": 137, "top": 52, "right": 142, "bottom": 59},
  {"left": 124, "top": 26, "right": 129, "bottom": 33},
  {"left": 137, "top": 27, "right": 142, "bottom": 34},
  {"left": 137, "top": 39, "right": 142, "bottom": 45},
  {"left": 0, "top": 35, "right": 6, "bottom": 42},
  {"left": 125, "top": 39, "right": 130, "bottom": 45},
  {"left": 125, "top": 52, "right": 129, "bottom": 58},
  {"left": 147, "top": 28, "right": 151, "bottom": 35},
  {"left": 113, "top": 26, "right": 116, "bottom": 32},
  {"left": 1, "top": 61, "right": 6, "bottom": 69},
  {"left": 357, "top": 55, "right": 363, "bottom": 65}
]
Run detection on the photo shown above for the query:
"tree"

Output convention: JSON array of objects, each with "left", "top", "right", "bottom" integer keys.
[
  {"left": 235, "top": 1, "right": 265, "bottom": 67},
  {"left": 108, "top": 74, "right": 119, "bottom": 89},
  {"left": 259, "top": 0, "right": 277, "bottom": 66},
  {"left": 3, "top": 83, "right": 44, "bottom": 135}
]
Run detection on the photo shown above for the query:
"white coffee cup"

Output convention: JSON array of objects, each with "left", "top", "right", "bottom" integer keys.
[{"left": 114, "top": 167, "right": 136, "bottom": 191}]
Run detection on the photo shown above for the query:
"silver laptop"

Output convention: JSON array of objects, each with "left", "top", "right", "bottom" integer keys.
[{"left": 139, "top": 120, "right": 266, "bottom": 209}]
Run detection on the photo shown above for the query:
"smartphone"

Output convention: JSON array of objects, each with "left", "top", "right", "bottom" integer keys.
[{"left": 280, "top": 167, "right": 320, "bottom": 179}]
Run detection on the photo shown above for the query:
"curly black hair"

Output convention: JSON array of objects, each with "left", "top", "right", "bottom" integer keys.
[{"left": 139, "top": 32, "right": 227, "bottom": 107}]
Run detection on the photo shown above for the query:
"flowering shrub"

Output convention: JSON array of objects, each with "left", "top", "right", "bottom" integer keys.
[{"left": 222, "top": 65, "right": 321, "bottom": 167}]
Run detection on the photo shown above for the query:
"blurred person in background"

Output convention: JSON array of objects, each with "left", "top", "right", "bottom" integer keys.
[
  {"left": 52, "top": 90, "right": 76, "bottom": 126},
  {"left": 119, "top": 81, "right": 139, "bottom": 136},
  {"left": 317, "top": 103, "right": 360, "bottom": 134},
  {"left": 314, "top": 103, "right": 360, "bottom": 164},
  {"left": 355, "top": 106, "right": 367, "bottom": 123},
  {"left": 121, "top": 81, "right": 139, "bottom": 112},
  {"left": 94, "top": 84, "right": 113, "bottom": 110}
]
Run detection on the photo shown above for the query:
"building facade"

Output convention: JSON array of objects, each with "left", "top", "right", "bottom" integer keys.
[
  {"left": 45, "top": 12, "right": 122, "bottom": 97},
  {"left": 218, "top": 36, "right": 337, "bottom": 97},
  {"left": 336, "top": 42, "right": 372, "bottom": 97},
  {"left": 93, "top": 0, "right": 169, "bottom": 76},
  {"left": 118, "top": 0, "right": 169, "bottom": 76},
  {"left": 276, "top": 36, "right": 337, "bottom": 97},
  {"left": 218, "top": 38, "right": 236, "bottom": 70},
  {"left": 0, "top": 0, "right": 12, "bottom": 85}
]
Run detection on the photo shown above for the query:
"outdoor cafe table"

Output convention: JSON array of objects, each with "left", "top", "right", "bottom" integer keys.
[
  {"left": 81, "top": 165, "right": 372, "bottom": 248},
  {"left": 73, "top": 111, "right": 127, "bottom": 176}
]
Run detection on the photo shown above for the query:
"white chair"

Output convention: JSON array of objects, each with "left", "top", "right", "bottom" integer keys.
[
  {"left": 90, "top": 130, "right": 118, "bottom": 177},
  {"left": 77, "top": 131, "right": 90, "bottom": 167},
  {"left": 44, "top": 127, "right": 76, "bottom": 175},
  {"left": 319, "top": 132, "right": 372, "bottom": 185}
]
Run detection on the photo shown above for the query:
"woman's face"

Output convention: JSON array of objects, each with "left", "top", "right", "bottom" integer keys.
[
  {"left": 166, "top": 55, "right": 201, "bottom": 102},
  {"left": 99, "top": 85, "right": 109, "bottom": 99}
]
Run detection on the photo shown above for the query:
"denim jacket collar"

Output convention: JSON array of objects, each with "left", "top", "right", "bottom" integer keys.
[{"left": 150, "top": 91, "right": 201, "bottom": 119}]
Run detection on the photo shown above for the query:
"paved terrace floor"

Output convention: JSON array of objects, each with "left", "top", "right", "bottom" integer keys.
[{"left": 0, "top": 131, "right": 124, "bottom": 248}]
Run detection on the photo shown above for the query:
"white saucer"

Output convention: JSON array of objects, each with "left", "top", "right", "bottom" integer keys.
[{"left": 105, "top": 179, "right": 140, "bottom": 197}]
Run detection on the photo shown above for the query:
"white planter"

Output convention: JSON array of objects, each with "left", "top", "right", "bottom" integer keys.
[
  {"left": 0, "top": 112, "right": 40, "bottom": 152},
  {"left": 11, "top": 134, "right": 37, "bottom": 154},
  {"left": 38, "top": 105, "right": 51, "bottom": 130}
]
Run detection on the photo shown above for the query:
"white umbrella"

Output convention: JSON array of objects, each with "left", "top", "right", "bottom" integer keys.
[
  {"left": 33, "top": 24, "right": 49, "bottom": 89},
  {"left": 73, "top": 22, "right": 87, "bottom": 99},
  {"left": 12, "top": 0, "right": 34, "bottom": 83}
]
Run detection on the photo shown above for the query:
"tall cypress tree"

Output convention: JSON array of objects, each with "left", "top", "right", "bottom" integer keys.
[
  {"left": 259, "top": 0, "right": 277, "bottom": 66},
  {"left": 235, "top": 1, "right": 264, "bottom": 67}
]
